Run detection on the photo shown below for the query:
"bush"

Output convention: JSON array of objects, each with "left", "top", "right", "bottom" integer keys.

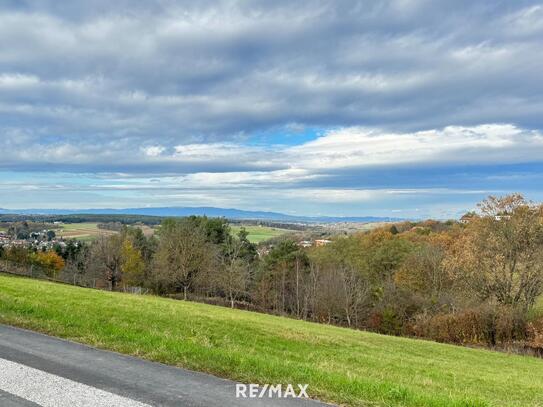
[
  {"left": 526, "top": 318, "right": 543, "bottom": 356},
  {"left": 31, "top": 251, "right": 65, "bottom": 278},
  {"left": 412, "top": 305, "right": 526, "bottom": 347}
]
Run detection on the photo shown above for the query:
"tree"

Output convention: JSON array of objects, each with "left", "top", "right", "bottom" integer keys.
[
  {"left": 212, "top": 228, "right": 256, "bottom": 308},
  {"left": 61, "top": 242, "right": 90, "bottom": 285},
  {"left": 89, "top": 234, "right": 124, "bottom": 290},
  {"left": 395, "top": 243, "right": 449, "bottom": 300},
  {"left": 203, "top": 217, "right": 230, "bottom": 245},
  {"left": 217, "top": 247, "right": 248, "bottom": 308},
  {"left": 32, "top": 251, "right": 65, "bottom": 278},
  {"left": 447, "top": 195, "right": 543, "bottom": 310},
  {"left": 365, "top": 235, "right": 413, "bottom": 282},
  {"left": 4, "top": 246, "right": 30, "bottom": 265},
  {"left": 122, "top": 226, "right": 155, "bottom": 263},
  {"left": 184, "top": 216, "right": 230, "bottom": 245},
  {"left": 256, "top": 240, "right": 309, "bottom": 315},
  {"left": 234, "top": 227, "right": 257, "bottom": 263},
  {"left": 151, "top": 218, "right": 215, "bottom": 299},
  {"left": 309, "top": 237, "right": 370, "bottom": 326},
  {"left": 121, "top": 239, "right": 145, "bottom": 288}
]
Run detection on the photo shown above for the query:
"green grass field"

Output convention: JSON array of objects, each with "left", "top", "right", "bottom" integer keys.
[
  {"left": 230, "top": 225, "right": 292, "bottom": 243},
  {"left": 0, "top": 275, "right": 542, "bottom": 406}
]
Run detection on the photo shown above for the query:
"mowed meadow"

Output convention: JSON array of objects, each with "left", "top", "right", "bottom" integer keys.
[
  {"left": 230, "top": 224, "right": 292, "bottom": 243},
  {"left": 0, "top": 274, "right": 542, "bottom": 407}
]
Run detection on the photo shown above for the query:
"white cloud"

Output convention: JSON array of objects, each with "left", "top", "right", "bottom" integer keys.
[
  {"left": 286, "top": 124, "right": 543, "bottom": 170},
  {"left": 173, "top": 143, "right": 257, "bottom": 158},
  {"left": 1, "top": 123, "right": 542, "bottom": 175},
  {"left": 142, "top": 145, "right": 165, "bottom": 157},
  {"left": 0, "top": 73, "right": 39, "bottom": 87}
]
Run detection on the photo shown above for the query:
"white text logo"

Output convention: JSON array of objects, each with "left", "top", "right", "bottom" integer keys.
[{"left": 235, "top": 384, "right": 309, "bottom": 399}]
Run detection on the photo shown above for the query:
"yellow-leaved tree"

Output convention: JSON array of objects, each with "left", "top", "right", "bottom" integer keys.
[
  {"left": 120, "top": 238, "right": 145, "bottom": 288},
  {"left": 32, "top": 251, "right": 65, "bottom": 278}
]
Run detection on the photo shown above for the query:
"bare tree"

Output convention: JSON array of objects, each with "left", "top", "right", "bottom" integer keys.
[
  {"left": 152, "top": 219, "right": 215, "bottom": 299},
  {"left": 338, "top": 264, "right": 369, "bottom": 327},
  {"left": 89, "top": 235, "right": 123, "bottom": 290}
]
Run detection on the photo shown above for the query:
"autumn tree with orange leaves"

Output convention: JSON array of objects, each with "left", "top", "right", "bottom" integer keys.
[
  {"left": 32, "top": 251, "right": 65, "bottom": 278},
  {"left": 447, "top": 194, "right": 543, "bottom": 310}
]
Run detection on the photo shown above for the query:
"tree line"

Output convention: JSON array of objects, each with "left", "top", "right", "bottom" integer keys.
[{"left": 2, "top": 195, "right": 543, "bottom": 353}]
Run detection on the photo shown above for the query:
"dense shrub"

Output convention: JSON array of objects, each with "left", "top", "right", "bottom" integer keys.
[{"left": 412, "top": 305, "right": 526, "bottom": 347}]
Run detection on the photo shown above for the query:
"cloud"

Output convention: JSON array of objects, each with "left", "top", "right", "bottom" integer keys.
[
  {"left": 1, "top": 1, "right": 543, "bottom": 146},
  {"left": 287, "top": 124, "right": 543, "bottom": 170},
  {"left": 0, "top": 1, "right": 542, "bottom": 216},
  {"left": 1, "top": 122, "right": 542, "bottom": 177},
  {"left": 1, "top": 121, "right": 541, "bottom": 174},
  {"left": 142, "top": 146, "right": 165, "bottom": 157}
]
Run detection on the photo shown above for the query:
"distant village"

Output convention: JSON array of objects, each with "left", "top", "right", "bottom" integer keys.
[
  {"left": 0, "top": 222, "right": 69, "bottom": 251},
  {"left": 297, "top": 239, "right": 332, "bottom": 248}
]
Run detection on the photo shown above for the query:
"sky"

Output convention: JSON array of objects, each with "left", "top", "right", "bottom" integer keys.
[{"left": 1, "top": 0, "right": 543, "bottom": 219}]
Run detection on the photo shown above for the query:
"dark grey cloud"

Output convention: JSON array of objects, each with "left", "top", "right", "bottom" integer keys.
[{"left": 0, "top": 0, "right": 542, "bottom": 182}]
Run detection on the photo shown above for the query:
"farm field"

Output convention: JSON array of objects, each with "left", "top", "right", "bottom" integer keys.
[
  {"left": 0, "top": 274, "right": 542, "bottom": 407},
  {"left": 138, "top": 224, "right": 155, "bottom": 237},
  {"left": 53, "top": 222, "right": 288, "bottom": 243},
  {"left": 230, "top": 224, "right": 292, "bottom": 243},
  {"left": 55, "top": 222, "right": 116, "bottom": 242},
  {"left": 55, "top": 222, "right": 155, "bottom": 242}
]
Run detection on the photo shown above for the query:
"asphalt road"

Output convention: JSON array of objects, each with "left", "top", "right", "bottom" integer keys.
[{"left": 0, "top": 324, "right": 329, "bottom": 407}]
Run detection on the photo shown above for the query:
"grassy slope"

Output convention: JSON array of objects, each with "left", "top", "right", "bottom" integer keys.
[
  {"left": 0, "top": 275, "right": 541, "bottom": 407},
  {"left": 230, "top": 225, "right": 291, "bottom": 243}
]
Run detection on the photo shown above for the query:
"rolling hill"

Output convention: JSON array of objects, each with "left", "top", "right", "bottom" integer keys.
[{"left": 0, "top": 207, "right": 402, "bottom": 223}]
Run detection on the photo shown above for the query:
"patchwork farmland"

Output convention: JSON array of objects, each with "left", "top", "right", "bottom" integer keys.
[
  {"left": 53, "top": 222, "right": 289, "bottom": 244},
  {"left": 54, "top": 223, "right": 117, "bottom": 242}
]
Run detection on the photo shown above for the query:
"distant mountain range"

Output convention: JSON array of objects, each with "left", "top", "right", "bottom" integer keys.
[{"left": 0, "top": 206, "right": 402, "bottom": 223}]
